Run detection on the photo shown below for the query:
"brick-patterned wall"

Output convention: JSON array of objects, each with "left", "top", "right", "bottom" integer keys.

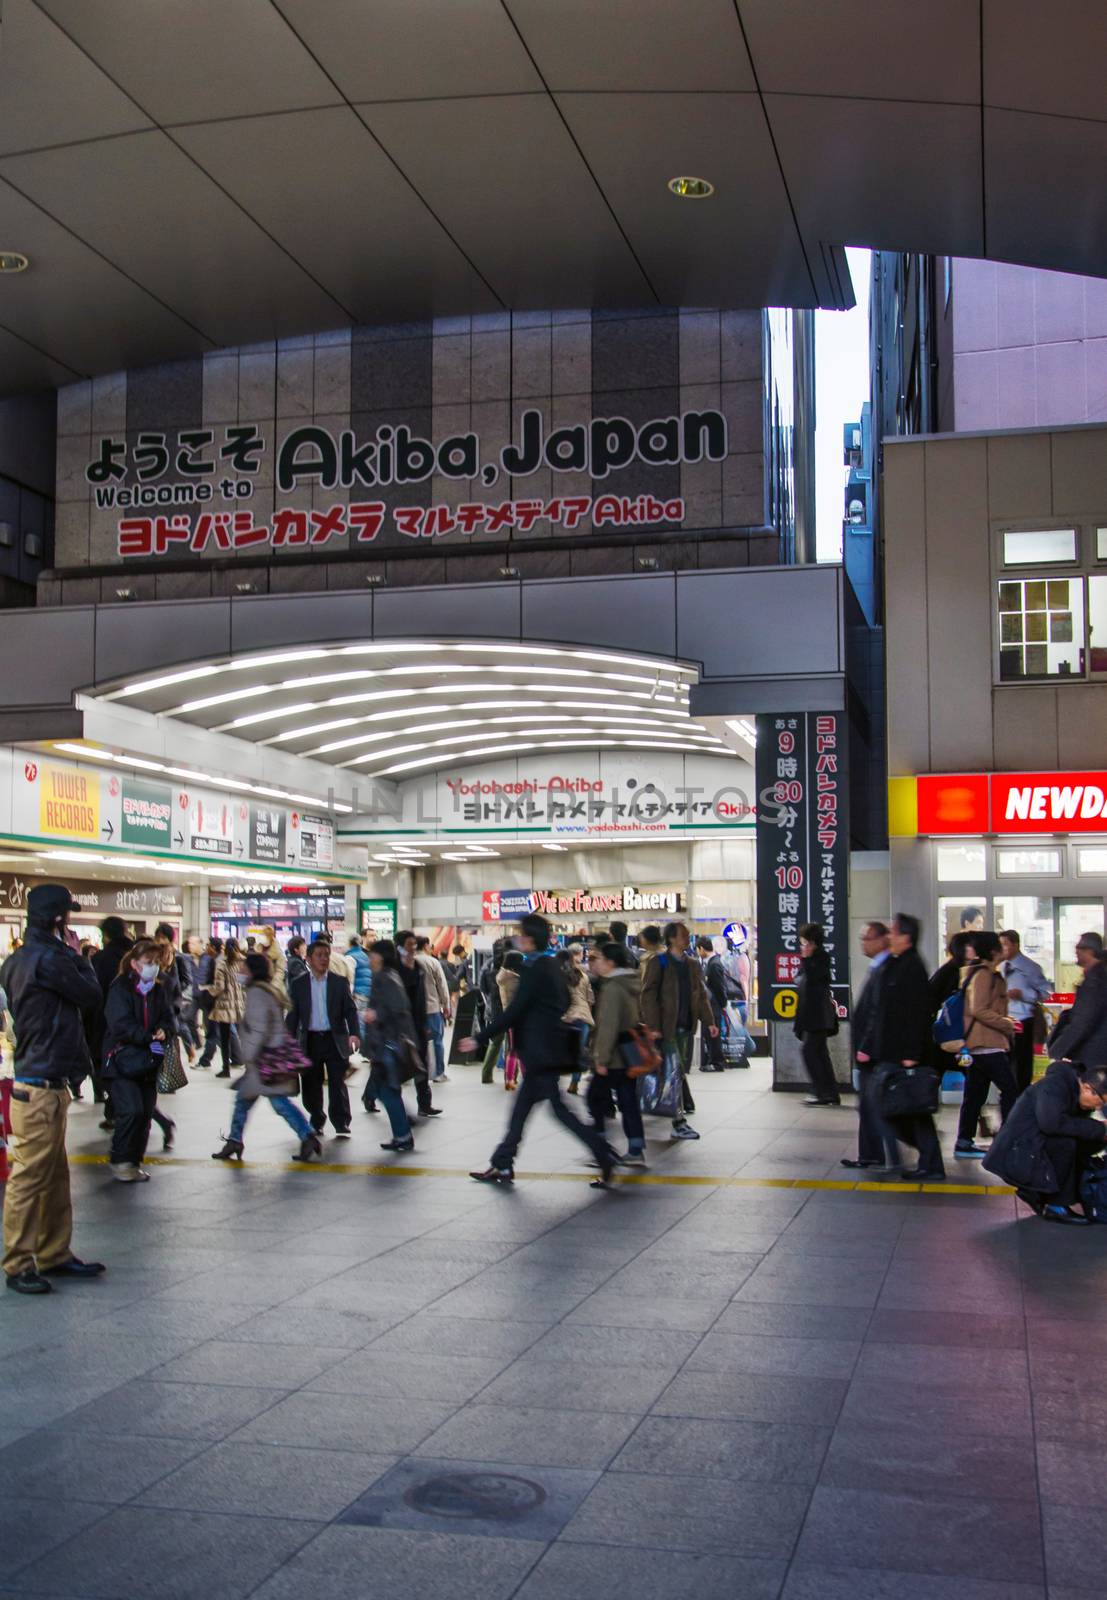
[{"left": 49, "top": 308, "right": 770, "bottom": 605}]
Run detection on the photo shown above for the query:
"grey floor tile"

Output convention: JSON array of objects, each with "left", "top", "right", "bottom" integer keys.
[
  {"left": 247, "top": 1524, "right": 546, "bottom": 1600},
  {"left": 612, "top": 1413, "right": 830, "bottom": 1485},
  {"left": 339, "top": 1455, "right": 598, "bottom": 1541},
  {"left": 307, "top": 1350, "right": 509, "bottom": 1402},
  {"left": 49, "top": 1380, "right": 288, "bottom": 1441},
  {"left": 563, "top": 1292, "right": 727, "bottom": 1331},
  {"left": 562, "top": 1469, "right": 811, "bottom": 1558},
  {"left": 233, "top": 1391, "right": 457, "bottom": 1454},
  {"left": 654, "top": 1369, "right": 849, "bottom": 1426},
  {"left": 367, "top": 1315, "right": 551, "bottom": 1359},
  {"left": 1042, "top": 1501, "right": 1105, "bottom": 1589},
  {"left": 1037, "top": 1439, "right": 1107, "bottom": 1505},
  {"left": 685, "top": 1331, "right": 861, "bottom": 1379},
  {"left": 793, "top": 1485, "right": 1044, "bottom": 1583},
  {"left": 1027, "top": 1388, "right": 1107, "bottom": 1445},
  {"left": 733, "top": 1272, "right": 882, "bottom": 1309},
  {"left": 866, "top": 1309, "right": 1026, "bottom": 1348},
  {"left": 413, "top": 1402, "right": 640, "bottom": 1469},
  {"left": 820, "top": 1425, "right": 1038, "bottom": 1500},
  {"left": 135, "top": 1440, "right": 396, "bottom": 1521},
  {"left": 603, "top": 1257, "right": 762, "bottom": 1299},
  {"left": 781, "top": 1568, "right": 1044, "bottom": 1599},
  {"left": 712, "top": 1302, "right": 872, "bottom": 1341},
  {"left": 515, "top": 1541, "right": 786, "bottom": 1600},
  {"left": 0, "top": 1429, "right": 206, "bottom": 1504},
  {"left": 151, "top": 1339, "right": 348, "bottom": 1388},
  {"left": 525, "top": 1322, "right": 701, "bottom": 1368},
  {"left": 838, "top": 1377, "right": 1034, "bottom": 1439},
  {"left": 15, "top": 1505, "right": 321, "bottom": 1599},
  {"left": 3, "top": 1497, "right": 112, "bottom": 1576},
  {"left": 220, "top": 1306, "right": 399, "bottom": 1349},
  {"left": 476, "top": 1357, "right": 674, "bottom": 1414},
  {"left": 853, "top": 1341, "right": 1029, "bottom": 1390}
]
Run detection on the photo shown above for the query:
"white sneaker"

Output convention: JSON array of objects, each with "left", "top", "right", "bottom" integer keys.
[
  {"left": 110, "top": 1163, "right": 141, "bottom": 1182},
  {"left": 334, "top": 1130, "right": 352, "bottom": 1140},
  {"left": 134, "top": 1167, "right": 151, "bottom": 1181},
  {"left": 433, "top": 1074, "right": 449, "bottom": 1083},
  {"left": 671, "top": 1121, "right": 701, "bottom": 1141}
]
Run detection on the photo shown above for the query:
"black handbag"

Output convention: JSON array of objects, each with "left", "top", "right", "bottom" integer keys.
[{"left": 877, "top": 1064, "right": 939, "bottom": 1120}]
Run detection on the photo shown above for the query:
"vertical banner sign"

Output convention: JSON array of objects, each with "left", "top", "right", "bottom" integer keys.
[
  {"left": 250, "top": 806, "right": 286, "bottom": 863},
  {"left": 755, "top": 713, "right": 850, "bottom": 1024}
]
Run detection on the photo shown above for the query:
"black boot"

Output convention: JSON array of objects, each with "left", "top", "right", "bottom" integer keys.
[
  {"left": 293, "top": 1133, "right": 322, "bottom": 1162},
  {"left": 211, "top": 1137, "right": 244, "bottom": 1161}
]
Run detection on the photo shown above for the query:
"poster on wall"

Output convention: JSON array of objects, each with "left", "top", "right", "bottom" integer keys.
[
  {"left": 189, "top": 794, "right": 235, "bottom": 857},
  {"left": 120, "top": 777, "right": 172, "bottom": 848},
  {"left": 359, "top": 898, "right": 397, "bottom": 940},
  {"left": 250, "top": 806, "right": 286, "bottom": 863},
  {"left": 293, "top": 812, "right": 334, "bottom": 869},
  {"left": 755, "top": 713, "right": 850, "bottom": 1027}
]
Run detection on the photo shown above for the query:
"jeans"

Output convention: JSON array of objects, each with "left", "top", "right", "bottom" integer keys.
[
  {"left": 586, "top": 1070, "right": 645, "bottom": 1153},
  {"left": 957, "top": 1051, "right": 1017, "bottom": 1144},
  {"left": 230, "top": 1092, "right": 312, "bottom": 1145},
  {"left": 376, "top": 1083, "right": 412, "bottom": 1141},
  {"left": 200, "top": 1021, "right": 234, "bottom": 1070},
  {"left": 427, "top": 1011, "right": 446, "bottom": 1078},
  {"left": 568, "top": 1018, "right": 590, "bottom": 1089},
  {"left": 668, "top": 1030, "right": 697, "bottom": 1122},
  {"left": 491, "top": 1070, "right": 610, "bottom": 1171}
]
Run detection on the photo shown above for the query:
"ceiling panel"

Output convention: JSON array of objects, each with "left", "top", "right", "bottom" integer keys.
[
  {"left": 983, "top": 0, "right": 1107, "bottom": 123},
  {"left": 0, "top": 0, "right": 152, "bottom": 158},
  {"left": 0, "top": 176, "right": 208, "bottom": 376},
  {"left": 739, "top": 0, "right": 980, "bottom": 103},
  {"left": 558, "top": 91, "right": 814, "bottom": 307},
  {"left": 0, "top": 322, "right": 81, "bottom": 389},
  {"left": 984, "top": 109, "right": 1107, "bottom": 276},
  {"left": 0, "top": 131, "right": 350, "bottom": 345},
  {"left": 33, "top": 0, "right": 342, "bottom": 123},
  {"left": 274, "top": 0, "right": 542, "bottom": 102},
  {"left": 766, "top": 95, "right": 984, "bottom": 258},
  {"left": 507, "top": 0, "right": 756, "bottom": 91},
  {"left": 361, "top": 95, "right": 656, "bottom": 308},
  {"left": 176, "top": 108, "right": 500, "bottom": 320}
]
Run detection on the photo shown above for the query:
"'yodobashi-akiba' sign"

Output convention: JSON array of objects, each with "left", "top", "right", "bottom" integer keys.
[
  {"left": 86, "top": 408, "right": 727, "bottom": 559},
  {"left": 755, "top": 713, "right": 850, "bottom": 1026}
]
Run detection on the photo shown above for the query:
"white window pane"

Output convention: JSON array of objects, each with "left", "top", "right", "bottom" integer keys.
[
  {"left": 1077, "top": 847, "right": 1107, "bottom": 875},
  {"left": 997, "top": 577, "right": 1085, "bottom": 681},
  {"left": 1089, "top": 575, "right": 1107, "bottom": 675},
  {"left": 1098, "top": 527, "right": 1107, "bottom": 561},
  {"left": 1003, "top": 529, "right": 1077, "bottom": 565},
  {"left": 936, "top": 842, "right": 986, "bottom": 882},
  {"left": 994, "top": 896, "right": 1056, "bottom": 986},
  {"left": 996, "top": 848, "right": 1062, "bottom": 876}
]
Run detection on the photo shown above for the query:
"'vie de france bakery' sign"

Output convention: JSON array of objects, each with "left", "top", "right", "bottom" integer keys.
[{"left": 85, "top": 407, "right": 728, "bottom": 559}]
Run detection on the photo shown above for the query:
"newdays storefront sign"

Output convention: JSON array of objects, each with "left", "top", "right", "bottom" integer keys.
[{"left": 900, "top": 770, "right": 1107, "bottom": 834}]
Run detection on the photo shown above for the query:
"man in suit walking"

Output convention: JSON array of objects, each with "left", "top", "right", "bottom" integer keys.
[
  {"left": 287, "top": 938, "right": 361, "bottom": 1139},
  {"left": 841, "top": 921, "right": 896, "bottom": 1170}
]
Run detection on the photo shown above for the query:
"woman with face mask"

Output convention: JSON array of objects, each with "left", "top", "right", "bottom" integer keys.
[{"left": 101, "top": 937, "right": 179, "bottom": 1182}]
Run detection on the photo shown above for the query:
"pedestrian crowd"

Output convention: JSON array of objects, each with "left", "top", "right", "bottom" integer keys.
[{"left": 5, "top": 881, "right": 1107, "bottom": 1297}]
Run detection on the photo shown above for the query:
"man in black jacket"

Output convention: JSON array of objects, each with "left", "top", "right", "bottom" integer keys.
[
  {"left": 0, "top": 885, "right": 106, "bottom": 1294},
  {"left": 462, "top": 914, "right": 616, "bottom": 1185},
  {"left": 983, "top": 1059, "right": 1107, "bottom": 1222},
  {"left": 86, "top": 915, "right": 133, "bottom": 1121},
  {"left": 287, "top": 939, "right": 361, "bottom": 1137},
  {"left": 1049, "top": 933, "right": 1107, "bottom": 1069},
  {"left": 841, "top": 921, "right": 896, "bottom": 1170},
  {"left": 396, "top": 930, "right": 439, "bottom": 1118},
  {"left": 870, "top": 912, "right": 946, "bottom": 1180}
]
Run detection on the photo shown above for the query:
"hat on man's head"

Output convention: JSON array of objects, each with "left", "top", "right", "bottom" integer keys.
[
  {"left": 27, "top": 883, "right": 81, "bottom": 922},
  {"left": 1077, "top": 931, "right": 1104, "bottom": 954}
]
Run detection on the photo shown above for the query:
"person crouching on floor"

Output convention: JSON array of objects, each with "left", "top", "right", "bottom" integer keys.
[{"left": 983, "top": 1058, "right": 1107, "bottom": 1224}]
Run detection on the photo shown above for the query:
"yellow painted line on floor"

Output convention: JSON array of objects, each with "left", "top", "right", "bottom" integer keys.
[{"left": 66, "top": 1150, "right": 1015, "bottom": 1197}]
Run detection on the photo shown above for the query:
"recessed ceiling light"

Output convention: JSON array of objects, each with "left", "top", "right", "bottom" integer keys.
[
  {"left": 667, "top": 176, "right": 714, "bottom": 199},
  {"left": 0, "top": 251, "right": 29, "bottom": 273}
]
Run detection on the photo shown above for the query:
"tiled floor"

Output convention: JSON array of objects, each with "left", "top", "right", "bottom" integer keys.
[{"left": 0, "top": 1060, "right": 1096, "bottom": 1598}]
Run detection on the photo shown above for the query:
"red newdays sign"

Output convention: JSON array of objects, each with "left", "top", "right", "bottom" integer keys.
[{"left": 917, "top": 772, "right": 1107, "bottom": 835}]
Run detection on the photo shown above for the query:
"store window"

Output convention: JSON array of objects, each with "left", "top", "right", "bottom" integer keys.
[
  {"left": 1002, "top": 529, "right": 1077, "bottom": 566},
  {"left": 993, "top": 896, "right": 1056, "bottom": 986},
  {"left": 995, "top": 847, "right": 1063, "bottom": 876},
  {"left": 1056, "top": 898, "right": 1105, "bottom": 994},
  {"left": 1088, "top": 575, "right": 1107, "bottom": 674},
  {"left": 938, "top": 896, "right": 987, "bottom": 956},
  {"left": 997, "top": 576, "right": 1083, "bottom": 680},
  {"left": 936, "top": 842, "right": 986, "bottom": 882}
]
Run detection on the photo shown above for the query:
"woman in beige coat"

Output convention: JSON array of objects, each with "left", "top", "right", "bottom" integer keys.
[
  {"left": 206, "top": 937, "right": 246, "bottom": 1078},
  {"left": 955, "top": 929, "right": 1018, "bottom": 1160},
  {"left": 561, "top": 943, "right": 594, "bottom": 1093},
  {"left": 212, "top": 952, "right": 320, "bottom": 1162}
]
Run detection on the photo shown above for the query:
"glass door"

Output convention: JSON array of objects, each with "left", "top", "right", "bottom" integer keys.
[{"left": 1056, "top": 898, "right": 1105, "bottom": 995}]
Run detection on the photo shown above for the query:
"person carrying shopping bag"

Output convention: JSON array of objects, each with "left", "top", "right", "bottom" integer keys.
[
  {"left": 212, "top": 953, "right": 320, "bottom": 1164},
  {"left": 361, "top": 940, "right": 421, "bottom": 1153}
]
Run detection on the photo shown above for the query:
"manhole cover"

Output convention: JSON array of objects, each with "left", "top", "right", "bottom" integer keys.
[{"left": 404, "top": 1472, "right": 547, "bottom": 1521}]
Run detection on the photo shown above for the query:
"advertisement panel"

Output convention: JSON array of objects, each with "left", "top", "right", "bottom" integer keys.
[
  {"left": 120, "top": 777, "right": 172, "bottom": 848},
  {"left": 293, "top": 812, "right": 334, "bottom": 868},
  {"left": 250, "top": 805, "right": 286, "bottom": 863},
  {"left": 481, "top": 889, "right": 539, "bottom": 922},
  {"left": 359, "top": 898, "right": 397, "bottom": 939},
  {"left": 902, "top": 771, "right": 1107, "bottom": 836},
  {"left": 188, "top": 794, "right": 235, "bottom": 857},
  {"left": 755, "top": 713, "right": 850, "bottom": 1026},
  {"left": 38, "top": 763, "right": 100, "bottom": 841}
]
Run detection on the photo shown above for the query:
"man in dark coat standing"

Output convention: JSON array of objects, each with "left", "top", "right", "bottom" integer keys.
[
  {"left": 86, "top": 916, "right": 133, "bottom": 1120},
  {"left": 462, "top": 914, "right": 616, "bottom": 1186},
  {"left": 983, "top": 1059, "right": 1107, "bottom": 1222},
  {"left": 287, "top": 938, "right": 361, "bottom": 1138},
  {"left": 1, "top": 885, "right": 106, "bottom": 1294},
  {"left": 1049, "top": 933, "right": 1107, "bottom": 1069},
  {"left": 870, "top": 912, "right": 946, "bottom": 1180},
  {"left": 841, "top": 921, "right": 895, "bottom": 1169}
]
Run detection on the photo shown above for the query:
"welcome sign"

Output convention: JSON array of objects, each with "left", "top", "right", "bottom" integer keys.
[{"left": 84, "top": 406, "right": 728, "bottom": 560}]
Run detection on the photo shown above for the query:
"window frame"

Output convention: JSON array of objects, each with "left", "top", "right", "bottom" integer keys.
[{"left": 992, "top": 524, "right": 1107, "bottom": 685}]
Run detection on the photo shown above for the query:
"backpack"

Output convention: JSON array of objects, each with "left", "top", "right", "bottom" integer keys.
[
  {"left": 1081, "top": 1159, "right": 1107, "bottom": 1222},
  {"left": 933, "top": 974, "right": 973, "bottom": 1053}
]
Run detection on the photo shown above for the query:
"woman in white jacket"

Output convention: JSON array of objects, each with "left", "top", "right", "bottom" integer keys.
[{"left": 212, "top": 953, "right": 320, "bottom": 1163}]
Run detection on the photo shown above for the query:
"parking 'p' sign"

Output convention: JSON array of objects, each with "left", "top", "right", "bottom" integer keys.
[{"left": 773, "top": 989, "right": 798, "bottom": 1019}]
